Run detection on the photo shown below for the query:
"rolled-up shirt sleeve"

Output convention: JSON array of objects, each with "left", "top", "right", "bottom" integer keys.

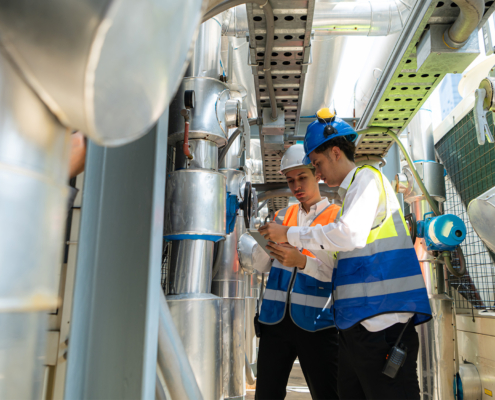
[{"left": 287, "top": 170, "right": 381, "bottom": 252}]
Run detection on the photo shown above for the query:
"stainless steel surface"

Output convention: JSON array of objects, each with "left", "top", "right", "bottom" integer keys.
[
  {"left": 403, "top": 162, "right": 446, "bottom": 204},
  {"left": 459, "top": 363, "right": 483, "bottom": 400},
  {"left": 408, "top": 107, "right": 436, "bottom": 162},
  {"left": 221, "top": 298, "right": 246, "bottom": 399},
  {"left": 238, "top": 233, "right": 271, "bottom": 275},
  {"left": 168, "top": 240, "right": 215, "bottom": 295},
  {"left": 467, "top": 186, "right": 495, "bottom": 252},
  {"left": 416, "top": 24, "right": 479, "bottom": 73},
  {"left": 189, "top": 19, "right": 223, "bottom": 79},
  {"left": 417, "top": 296, "right": 456, "bottom": 400},
  {"left": 0, "top": 51, "right": 70, "bottom": 399},
  {"left": 245, "top": 271, "right": 261, "bottom": 375},
  {"left": 445, "top": 0, "right": 485, "bottom": 47},
  {"left": 312, "top": 0, "right": 414, "bottom": 36},
  {"left": 167, "top": 294, "right": 223, "bottom": 400},
  {"left": 0, "top": 0, "right": 205, "bottom": 145},
  {"left": 157, "top": 290, "right": 204, "bottom": 400},
  {"left": 164, "top": 169, "right": 227, "bottom": 237},
  {"left": 176, "top": 139, "right": 219, "bottom": 171},
  {"left": 169, "top": 77, "right": 230, "bottom": 146}
]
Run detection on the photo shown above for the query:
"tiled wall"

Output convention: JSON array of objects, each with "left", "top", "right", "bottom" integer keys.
[{"left": 436, "top": 109, "right": 495, "bottom": 310}]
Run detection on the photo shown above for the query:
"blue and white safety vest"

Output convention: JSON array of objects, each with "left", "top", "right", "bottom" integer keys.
[
  {"left": 259, "top": 203, "right": 340, "bottom": 332},
  {"left": 333, "top": 166, "right": 432, "bottom": 330}
]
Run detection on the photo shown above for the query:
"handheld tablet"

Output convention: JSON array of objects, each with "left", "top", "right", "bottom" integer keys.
[{"left": 247, "top": 229, "right": 274, "bottom": 257}]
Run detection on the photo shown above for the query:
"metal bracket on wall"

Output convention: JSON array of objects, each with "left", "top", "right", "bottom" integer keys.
[{"left": 474, "top": 88, "right": 495, "bottom": 145}]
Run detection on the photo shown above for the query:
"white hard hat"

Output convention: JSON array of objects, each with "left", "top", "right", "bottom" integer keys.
[{"left": 280, "top": 144, "right": 314, "bottom": 174}]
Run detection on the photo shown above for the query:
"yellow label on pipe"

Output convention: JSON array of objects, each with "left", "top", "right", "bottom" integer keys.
[{"left": 485, "top": 388, "right": 493, "bottom": 397}]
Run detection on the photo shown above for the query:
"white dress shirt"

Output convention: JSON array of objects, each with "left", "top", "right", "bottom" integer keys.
[
  {"left": 287, "top": 167, "right": 413, "bottom": 332},
  {"left": 253, "top": 198, "right": 335, "bottom": 283}
]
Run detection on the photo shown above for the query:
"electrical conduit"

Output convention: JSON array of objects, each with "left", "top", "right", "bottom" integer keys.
[{"left": 357, "top": 127, "right": 466, "bottom": 277}]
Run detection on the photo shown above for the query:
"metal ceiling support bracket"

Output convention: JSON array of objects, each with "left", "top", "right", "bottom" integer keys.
[
  {"left": 416, "top": 24, "right": 479, "bottom": 73},
  {"left": 474, "top": 88, "right": 495, "bottom": 145}
]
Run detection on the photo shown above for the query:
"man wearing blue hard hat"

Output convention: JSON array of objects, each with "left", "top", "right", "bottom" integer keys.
[{"left": 259, "top": 108, "right": 432, "bottom": 400}]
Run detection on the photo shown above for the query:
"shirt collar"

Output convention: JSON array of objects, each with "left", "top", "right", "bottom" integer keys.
[
  {"left": 338, "top": 167, "right": 358, "bottom": 200},
  {"left": 299, "top": 197, "right": 330, "bottom": 215}
]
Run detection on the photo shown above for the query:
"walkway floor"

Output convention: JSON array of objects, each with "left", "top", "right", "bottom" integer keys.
[{"left": 246, "top": 360, "right": 311, "bottom": 400}]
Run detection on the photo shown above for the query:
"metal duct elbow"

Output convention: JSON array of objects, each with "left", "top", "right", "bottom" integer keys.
[
  {"left": 313, "top": 0, "right": 414, "bottom": 36},
  {"left": 238, "top": 233, "right": 271, "bottom": 274},
  {"left": 444, "top": 0, "right": 485, "bottom": 49}
]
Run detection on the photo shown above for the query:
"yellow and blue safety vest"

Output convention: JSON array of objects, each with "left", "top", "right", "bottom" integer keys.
[
  {"left": 259, "top": 203, "right": 340, "bottom": 332},
  {"left": 333, "top": 166, "right": 432, "bottom": 330}
]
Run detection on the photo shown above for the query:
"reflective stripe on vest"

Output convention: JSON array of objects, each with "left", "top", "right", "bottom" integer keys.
[
  {"left": 259, "top": 202, "right": 340, "bottom": 331},
  {"left": 333, "top": 165, "right": 432, "bottom": 330}
]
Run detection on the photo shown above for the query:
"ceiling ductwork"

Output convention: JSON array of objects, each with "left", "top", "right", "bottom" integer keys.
[{"left": 312, "top": 0, "right": 415, "bottom": 36}]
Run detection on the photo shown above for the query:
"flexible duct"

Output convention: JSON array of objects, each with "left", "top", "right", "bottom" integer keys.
[
  {"left": 312, "top": 0, "right": 414, "bottom": 36},
  {"left": 444, "top": 0, "right": 485, "bottom": 49},
  {"left": 157, "top": 289, "right": 204, "bottom": 400}
]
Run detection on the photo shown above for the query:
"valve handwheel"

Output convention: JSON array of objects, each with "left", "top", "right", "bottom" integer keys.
[{"left": 241, "top": 182, "right": 252, "bottom": 228}]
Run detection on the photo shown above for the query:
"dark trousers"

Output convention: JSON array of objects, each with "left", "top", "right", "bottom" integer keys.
[
  {"left": 338, "top": 321, "right": 420, "bottom": 400},
  {"left": 255, "top": 313, "right": 339, "bottom": 400}
]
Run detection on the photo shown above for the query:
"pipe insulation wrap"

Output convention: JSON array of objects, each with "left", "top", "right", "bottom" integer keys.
[{"left": 312, "top": 0, "right": 415, "bottom": 36}]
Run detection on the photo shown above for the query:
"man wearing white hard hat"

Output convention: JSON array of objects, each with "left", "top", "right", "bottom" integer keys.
[{"left": 253, "top": 144, "right": 340, "bottom": 400}]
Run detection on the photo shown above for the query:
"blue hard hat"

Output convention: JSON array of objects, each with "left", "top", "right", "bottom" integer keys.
[{"left": 303, "top": 118, "right": 358, "bottom": 164}]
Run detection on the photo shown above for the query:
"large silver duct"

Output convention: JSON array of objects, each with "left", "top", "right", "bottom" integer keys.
[
  {"left": 188, "top": 19, "right": 223, "bottom": 79},
  {"left": 312, "top": 0, "right": 414, "bottom": 36},
  {"left": 354, "top": 33, "right": 400, "bottom": 118},
  {"left": 300, "top": 35, "right": 347, "bottom": 116},
  {"left": 0, "top": 0, "right": 205, "bottom": 145},
  {"left": 0, "top": 51, "right": 71, "bottom": 399},
  {"left": 400, "top": 108, "right": 456, "bottom": 400}
]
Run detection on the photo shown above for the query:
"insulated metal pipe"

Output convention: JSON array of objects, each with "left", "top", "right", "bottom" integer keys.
[
  {"left": 444, "top": 0, "right": 485, "bottom": 49},
  {"left": 157, "top": 290, "right": 204, "bottom": 400},
  {"left": 0, "top": 51, "right": 71, "bottom": 399},
  {"left": 312, "top": 0, "right": 415, "bottom": 36}
]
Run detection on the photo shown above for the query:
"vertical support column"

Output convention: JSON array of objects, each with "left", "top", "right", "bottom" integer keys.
[{"left": 65, "top": 111, "right": 168, "bottom": 399}]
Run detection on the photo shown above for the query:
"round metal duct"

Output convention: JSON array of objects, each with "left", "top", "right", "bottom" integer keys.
[
  {"left": 0, "top": 0, "right": 205, "bottom": 146},
  {"left": 468, "top": 186, "right": 495, "bottom": 252}
]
